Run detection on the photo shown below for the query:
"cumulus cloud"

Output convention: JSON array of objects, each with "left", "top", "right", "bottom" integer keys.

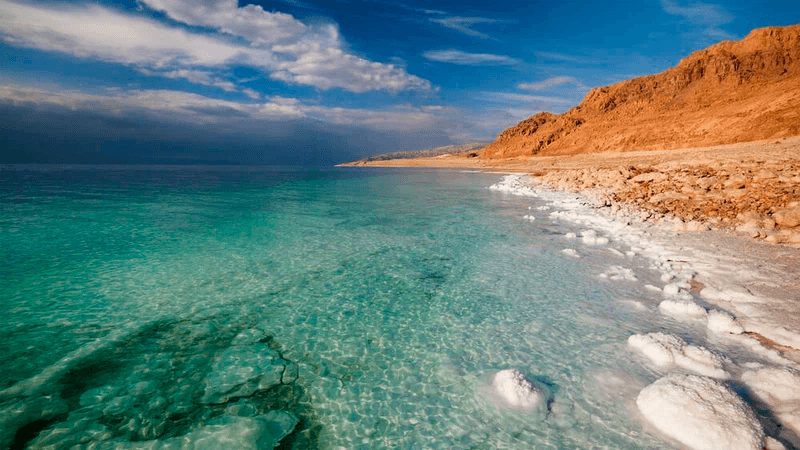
[
  {"left": 0, "top": 0, "right": 431, "bottom": 93},
  {"left": 517, "top": 76, "right": 584, "bottom": 91},
  {"left": 141, "top": 0, "right": 308, "bottom": 46},
  {"left": 0, "top": 2, "right": 246, "bottom": 67},
  {"left": 423, "top": 49, "right": 519, "bottom": 66}
]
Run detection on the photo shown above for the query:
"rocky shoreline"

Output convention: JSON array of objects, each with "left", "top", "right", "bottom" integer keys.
[{"left": 346, "top": 136, "right": 800, "bottom": 247}]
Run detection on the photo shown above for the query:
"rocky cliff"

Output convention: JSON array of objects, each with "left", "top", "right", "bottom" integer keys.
[{"left": 483, "top": 24, "right": 800, "bottom": 158}]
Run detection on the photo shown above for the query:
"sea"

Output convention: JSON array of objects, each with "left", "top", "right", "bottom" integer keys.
[{"left": 0, "top": 165, "right": 702, "bottom": 449}]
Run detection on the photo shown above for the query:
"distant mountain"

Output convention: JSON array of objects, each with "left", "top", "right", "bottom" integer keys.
[
  {"left": 483, "top": 24, "right": 800, "bottom": 158},
  {"left": 348, "top": 142, "right": 488, "bottom": 163}
]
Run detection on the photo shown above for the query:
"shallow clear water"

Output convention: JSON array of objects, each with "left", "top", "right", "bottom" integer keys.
[{"left": 0, "top": 166, "right": 684, "bottom": 449}]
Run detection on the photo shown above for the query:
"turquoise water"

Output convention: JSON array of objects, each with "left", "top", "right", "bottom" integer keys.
[{"left": 0, "top": 166, "right": 679, "bottom": 449}]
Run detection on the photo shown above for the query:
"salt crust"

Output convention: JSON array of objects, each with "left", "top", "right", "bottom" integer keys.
[
  {"left": 561, "top": 248, "right": 580, "bottom": 258},
  {"left": 741, "top": 367, "right": 800, "bottom": 435},
  {"left": 658, "top": 299, "right": 708, "bottom": 319},
  {"left": 580, "top": 229, "right": 609, "bottom": 246},
  {"left": 628, "top": 333, "right": 730, "bottom": 379},
  {"left": 489, "top": 174, "right": 800, "bottom": 351},
  {"left": 636, "top": 374, "right": 765, "bottom": 450},
  {"left": 598, "top": 265, "right": 637, "bottom": 281},
  {"left": 489, "top": 174, "right": 800, "bottom": 446},
  {"left": 492, "top": 369, "right": 548, "bottom": 410},
  {"left": 706, "top": 310, "right": 744, "bottom": 334}
]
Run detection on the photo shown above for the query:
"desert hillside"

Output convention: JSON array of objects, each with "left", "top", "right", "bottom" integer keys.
[{"left": 483, "top": 24, "right": 800, "bottom": 158}]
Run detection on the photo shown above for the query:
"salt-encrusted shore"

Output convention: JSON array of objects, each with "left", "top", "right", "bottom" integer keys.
[
  {"left": 343, "top": 136, "right": 800, "bottom": 246},
  {"left": 344, "top": 140, "right": 800, "bottom": 450},
  {"left": 488, "top": 174, "right": 800, "bottom": 450}
]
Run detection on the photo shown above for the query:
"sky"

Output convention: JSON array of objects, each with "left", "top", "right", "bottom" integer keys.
[{"left": 1, "top": 0, "right": 799, "bottom": 165}]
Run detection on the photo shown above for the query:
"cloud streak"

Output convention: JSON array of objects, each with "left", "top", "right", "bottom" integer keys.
[
  {"left": 0, "top": 0, "right": 431, "bottom": 93},
  {"left": 0, "top": 83, "right": 446, "bottom": 132},
  {"left": 517, "top": 76, "right": 584, "bottom": 91},
  {"left": 661, "top": 0, "right": 736, "bottom": 41},
  {"left": 422, "top": 49, "right": 519, "bottom": 66},
  {"left": 429, "top": 16, "right": 504, "bottom": 40}
]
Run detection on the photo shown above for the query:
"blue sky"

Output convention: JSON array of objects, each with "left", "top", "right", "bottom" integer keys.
[{"left": 1, "top": 0, "right": 798, "bottom": 164}]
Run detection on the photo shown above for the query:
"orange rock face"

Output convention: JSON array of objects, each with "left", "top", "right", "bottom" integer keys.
[{"left": 482, "top": 24, "right": 800, "bottom": 159}]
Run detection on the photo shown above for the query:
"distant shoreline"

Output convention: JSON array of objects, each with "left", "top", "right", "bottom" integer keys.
[{"left": 342, "top": 136, "right": 800, "bottom": 247}]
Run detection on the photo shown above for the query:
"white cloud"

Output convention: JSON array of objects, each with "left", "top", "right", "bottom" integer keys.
[
  {"left": 0, "top": 0, "right": 431, "bottom": 93},
  {"left": 429, "top": 16, "right": 503, "bottom": 40},
  {"left": 0, "top": 83, "right": 447, "bottom": 132},
  {"left": 158, "top": 69, "right": 238, "bottom": 92},
  {"left": 422, "top": 49, "right": 519, "bottom": 66},
  {"left": 480, "top": 91, "right": 574, "bottom": 105},
  {"left": 242, "top": 88, "right": 261, "bottom": 99},
  {"left": 661, "top": 0, "right": 736, "bottom": 40},
  {"left": 661, "top": 0, "right": 733, "bottom": 26},
  {"left": 141, "top": 0, "right": 307, "bottom": 46},
  {"left": 140, "top": 0, "right": 431, "bottom": 92},
  {"left": 0, "top": 2, "right": 247, "bottom": 67},
  {"left": 517, "top": 76, "right": 582, "bottom": 91}
]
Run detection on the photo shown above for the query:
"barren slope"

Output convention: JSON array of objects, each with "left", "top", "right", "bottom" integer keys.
[{"left": 483, "top": 24, "right": 800, "bottom": 158}]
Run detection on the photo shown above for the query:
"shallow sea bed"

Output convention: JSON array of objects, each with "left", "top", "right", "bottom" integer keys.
[{"left": 1, "top": 166, "right": 798, "bottom": 450}]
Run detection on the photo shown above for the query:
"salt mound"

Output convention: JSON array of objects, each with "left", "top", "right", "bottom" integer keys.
[
  {"left": 492, "top": 369, "right": 548, "bottom": 410},
  {"left": 659, "top": 299, "right": 707, "bottom": 319},
  {"left": 561, "top": 248, "right": 580, "bottom": 258},
  {"left": 580, "top": 230, "right": 609, "bottom": 246},
  {"left": 742, "top": 367, "right": 800, "bottom": 434},
  {"left": 598, "top": 265, "right": 637, "bottom": 281},
  {"left": 628, "top": 333, "right": 729, "bottom": 379},
  {"left": 637, "top": 374, "right": 765, "bottom": 450},
  {"left": 706, "top": 310, "right": 744, "bottom": 335}
]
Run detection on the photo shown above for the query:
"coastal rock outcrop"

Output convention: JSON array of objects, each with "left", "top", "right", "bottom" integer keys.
[{"left": 483, "top": 24, "right": 800, "bottom": 158}]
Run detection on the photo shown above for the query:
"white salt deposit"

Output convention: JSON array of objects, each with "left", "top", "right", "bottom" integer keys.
[
  {"left": 561, "top": 248, "right": 580, "bottom": 258},
  {"left": 487, "top": 174, "right": 800, "bottom": 448},
  {"left": 619, "top": 299, "right": 648, "bottom": 310},
  {"left": 741, "top": 367, "right": 800, "bottom": 435},
  {"left": 607, "top": 247, "right": 625, "bottom": 257},
  {"left": 523, "top": 215, "right": 536, "bottom": 221},
  {"left": 658, "top": 299, "right": 707, "bottom": 319},
  {"left": 598, "top": 265, "right": 637, "bottom": 281},
  {"left": 706, "top": 310, "right": 744, "bottom": 335},
  {"left": 565, "top": 232, "right": 577, "bottom": 239},
  {"left": 492, "top": 369, "right": 548, "bottom": 411},
  {"left": 628, "top": 333, "right": 729, "bottom": 379},
  {"left": 662, "top": 283, "right": 694, "bottom": 301},
  {"left": 580, "top": 230, "right": 609, "bottom": 246},
  {"left": 637, "top": 374, "right": 765, "bottom": 450},
  {"left": 644, "top": 284, "right": 662, "bottom": 292},
  {"left": 700, "top": 286, "right": 766, "bottom": 305}
]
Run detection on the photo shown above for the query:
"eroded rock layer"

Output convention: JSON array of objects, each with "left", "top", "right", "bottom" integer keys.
[{"left": 483, "top": 24, "right": 800, "bottom": 158}]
